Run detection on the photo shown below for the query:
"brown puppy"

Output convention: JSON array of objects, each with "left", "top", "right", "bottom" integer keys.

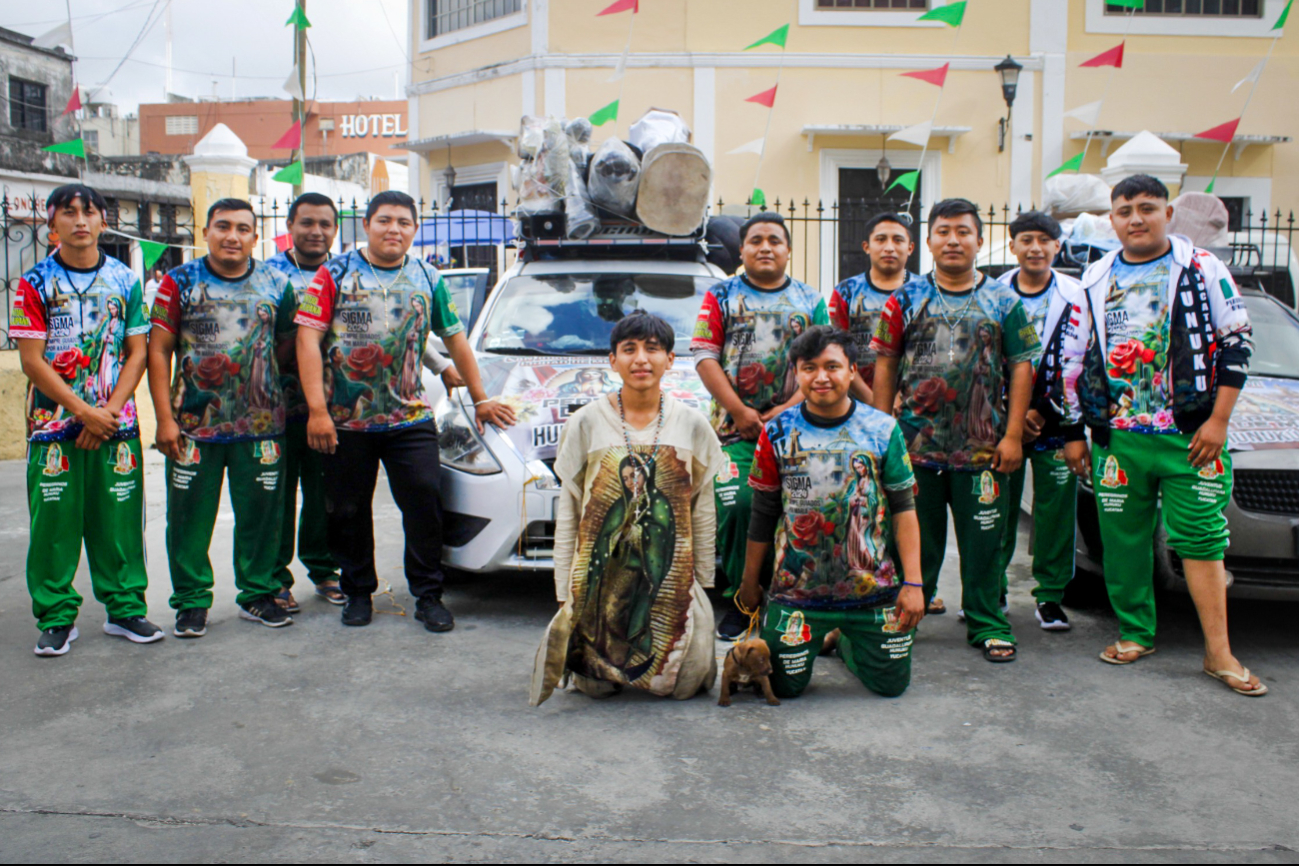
[{"left": 718, "top": 639, "right": 781, "bottom": 707}]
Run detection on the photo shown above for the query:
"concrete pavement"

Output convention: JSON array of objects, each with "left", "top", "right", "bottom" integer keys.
[{"left": 1, "top": 450, "right": 1296, "bottom": 863}]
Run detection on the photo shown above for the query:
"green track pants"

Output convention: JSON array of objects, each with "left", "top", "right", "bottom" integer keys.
[
  {"left": 915, "top": 465, "right": 1015, "bottom": 646},
  {"left": 1091, "top": 430, "right": 1231, "bottom": 647},
  {"left": 26, "top": 438, "right": 148, "bottom": 630},
  {"left": 999, "top": 448, "right": 1077, "bottom": 604},
  {"left": 714, "top": 439, "right": 756, "bottom": 599},
  {"left": 761, "top": 600, "right": 914, "bottom": 699},
  {"left": 274, "top": 422, "right": 337, "bottom": 590},
  {"left": 166, "top": 437, "right": 286, "bottom": 610}
]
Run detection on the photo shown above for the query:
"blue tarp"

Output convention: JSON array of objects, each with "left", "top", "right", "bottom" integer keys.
[{"left": 413, "top": 209, "right": 514, "bottom": 247}]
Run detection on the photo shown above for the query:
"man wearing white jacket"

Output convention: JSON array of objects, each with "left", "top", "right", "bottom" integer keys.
[{"left": 1052, "top": 175, "right": 1266, "bottom": 696}]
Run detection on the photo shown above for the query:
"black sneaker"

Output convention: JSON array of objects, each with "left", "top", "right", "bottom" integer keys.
[
  {"left": 716, "top": 607, "right": 749, "bottom": 642},
  {"left": 174, "top": 608, "right": 208, "bottom": 639},
  {"left": 1036, "top": 601, "right": 1071, "bottom": 631},
  {"left": 341, "top": 595, "right": 373, "bottom": 627},
  {"left": 34, "top": 625, "right": 78, "bottom": 657},
  {"left": 103, "top": 616, "right": 165, "bottom": 644},
  {"left": 414, "top": 596, "right": 455, "bottom": 633},
  {"left": 238, "top": 596, "right": 293, "bottom": 628}
]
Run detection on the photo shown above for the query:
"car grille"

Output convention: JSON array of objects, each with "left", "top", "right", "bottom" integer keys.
[
  {"left": 520, "top": 520, "right": 556, "bottom": 559},
  {"left": 1233, "top": 470, "right": 1299, "bottom": 515}
]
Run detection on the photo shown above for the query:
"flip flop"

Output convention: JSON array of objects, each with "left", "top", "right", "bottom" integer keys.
[
  {"left": 315, "top": 584, "right": 346, "bottom": 605},
  {"left": 982, "top": 638, "right": 1017, "bottom": 663},
  {"left": 1204, "top": 667, "right": 1269, "bottom": 697},
  {"left": 1099, "top": 640, "right": 1155, "bottom": 665},
  {"left": 275, "top": 590, "right": 301, "bottom": 614},
  {"left": 927, "top": 598, "right": 947, "bottom": 615}
]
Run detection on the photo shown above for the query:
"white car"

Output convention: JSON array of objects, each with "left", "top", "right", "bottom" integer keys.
[{"left": 430, "top": 254, "right": 725, "bottom": 573}]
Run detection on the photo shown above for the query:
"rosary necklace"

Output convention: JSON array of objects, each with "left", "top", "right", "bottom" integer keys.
[
  {"left": 930, "top": 273, "right": 981, "bottom": 362},
  {"left": 57, "top": 251, "right": 105, "bottom": 297},
  {"left": 617, "top": 390, "right": 665, "bottom": 482},
  {"left": 361, "top": 249, "right": 406, "bottom": 296},
  {"left": 287, "top": 249, "right": 322, "bottom": 291}
]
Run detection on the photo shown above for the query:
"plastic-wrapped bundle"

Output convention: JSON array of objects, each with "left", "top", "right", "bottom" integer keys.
[
  {"left": 587, "top": 138, "right": 641, "bottom": 218},
  {"left": 629, "top": 108, "right": 692, "bottom": 154},
  {"left": 565, "top": 160, "right": 601, "bottom": 239},
  {"left": 1043, "top": 174, "right": 1112, "bottom": 218},
  {"left": 517, "top": 116, "right": 570, "bottom": 215},
  {"left": 565, "top": 117, "right": 593, "bottom": 145}
]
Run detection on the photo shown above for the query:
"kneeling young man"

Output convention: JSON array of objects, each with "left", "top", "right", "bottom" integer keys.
[
  {"left": 530, "top": 312, "right": 725, "bottom": 705},
  {"left": 738, "top": 327, "right": 924, "bottom": 699}
]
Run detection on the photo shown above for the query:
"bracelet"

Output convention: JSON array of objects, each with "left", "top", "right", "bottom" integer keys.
[
  {"left": 902, "top": 581, "right": 924, "bottom": 589},
  {"left": 473, "top": 399, "right": 493, "bottom": 407}
]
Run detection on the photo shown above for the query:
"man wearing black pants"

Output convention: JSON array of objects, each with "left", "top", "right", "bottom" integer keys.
[{"left": 294, "top": 191, "right": 516, "bottom": 631}]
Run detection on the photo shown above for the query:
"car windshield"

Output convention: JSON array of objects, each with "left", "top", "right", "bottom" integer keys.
[
  {"left": 1245, "top": 294, "right": 1299, "bottom": 380},
  {"left": 441, "top": 273, "right": 481, "bottom": 323},
  {"left": 479, "top": 272, "right": 718, "bottom": 354}
]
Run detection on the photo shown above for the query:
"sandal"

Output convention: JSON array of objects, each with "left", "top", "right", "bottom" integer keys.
[
  {"left": 927, "top": 598, "right": 947, "bottom": 615},
  {"left": 275, "top": 590, "right": 301, "bottom": 614},
  {"left": 1099, "top": 640, "right": 1155, "bottom": 665},
  {"left": 982, "top": 638, "right": 1017, "bottom": 663},
  {"left": 1204, "top": 667, "right": 1269, "bottom": 697},
  {"left": 315, "top": 583, "right": 346, "bottom": 605}
]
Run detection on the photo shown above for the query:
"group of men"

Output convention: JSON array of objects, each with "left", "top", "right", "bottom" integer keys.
[{"left": 17, "top": 183, "right": 514, "bottom": 657}]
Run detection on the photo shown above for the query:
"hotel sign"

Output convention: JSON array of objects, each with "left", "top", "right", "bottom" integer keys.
[{"left": 339, "top": 113, "right": 408, "bottom": 139}]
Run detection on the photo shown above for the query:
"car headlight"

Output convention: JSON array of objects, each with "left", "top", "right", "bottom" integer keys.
[{"left": 436, "top": 397, "right": 504, "bottom": 475}]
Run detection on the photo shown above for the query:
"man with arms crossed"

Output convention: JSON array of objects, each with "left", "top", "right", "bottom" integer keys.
[{"left": 1057, "top": 175, "right": 1265, "bottom": 696}]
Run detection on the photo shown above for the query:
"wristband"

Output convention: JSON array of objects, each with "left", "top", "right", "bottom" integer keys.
[
  {"left": 902, "top": 581, "right": 923, "bottom": 589},
  {"left": 473, "top": 400, "right": 494, "bottom": 407}
]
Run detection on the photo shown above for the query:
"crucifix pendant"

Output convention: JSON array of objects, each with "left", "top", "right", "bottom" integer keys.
[{"left": 948, "top": 346, "right": 956, "bottom": 362}]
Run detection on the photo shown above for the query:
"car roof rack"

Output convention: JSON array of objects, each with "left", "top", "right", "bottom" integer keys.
[{"left": 516, "top": 213, "right": 707, "bottom": 263}]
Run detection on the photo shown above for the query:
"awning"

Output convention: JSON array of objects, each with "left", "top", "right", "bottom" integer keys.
[
  {"left": 1071, "top": 130, "right": 1293, "bottom": 160},
  {"left": 802, "top": 124, "right": 973, "bottom": 154},
  {"left": 394, "top": 130, "right": 516, "bottom": 153},
  {"left": 413, "top": 209, "right": 515, "bottom": 247}
]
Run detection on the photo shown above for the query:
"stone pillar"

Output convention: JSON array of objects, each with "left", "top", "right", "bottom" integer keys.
[{"left": 182, "top": 123, "right": 258, "bottom": 254}]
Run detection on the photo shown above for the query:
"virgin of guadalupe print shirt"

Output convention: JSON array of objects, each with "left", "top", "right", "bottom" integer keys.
[
  {"left": 12, "top": 252, "right": 151, "bottom": 442},
  {"left": 828, "top": 271, "right": 919, "bottom": 389},
  {"left": 870, "top": 275, "right": 1040, "bottom": 472},
  {"left": 294, "top": 252, "right": 464, "bottom": 432},
  {"left": 691, "top": 274, "right": 829, "bottom": 445},
  {"left": 1104, "top": 252, "right": 1177, "bottom": 433},
  {"left": 264, "top": 250, "right": 321, "bottom": 422},
  {"left": 749, "top": 401, "right": 915, "bottom": 610},
  {"left": 151, "top": 258, "right": 296, "bottom": 443}
]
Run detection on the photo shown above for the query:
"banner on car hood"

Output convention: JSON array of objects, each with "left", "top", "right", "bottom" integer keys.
[{"left": 1229, "top": 377, "right": 1299, "bottom": 452}]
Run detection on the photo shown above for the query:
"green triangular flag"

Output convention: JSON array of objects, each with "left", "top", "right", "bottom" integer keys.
[
  {"left": 750, "top": 188, "right": 767, "bottom": 208},
  {"left": 1274, "top": 0, "right": 1292, "bottom": 29},
  {"left": 1047, "top": 153, "right": 1085, "bottom": 179},
  {"left": 1108, "top": 0, "right": 1143, "bottom": 7},
  {"left": 918, "top": 1, "right": 966, "bottom": 27},
  {"left": 744, "top": 24, "right": 789, "bottom": 51},
  {"left": 273, "top": 161, "right": 304, "bottom": 184},
  {"left": 139, "top": 239, "right": 167, "bottom": 270},
  {"left": 285, "top": 3, "right": 311, "bottom": 29},
  {"left": 885, "top": 171, "right": 919, "bottom": 194},
  {"left": 1206, "top": 176, "right": 1217, "bottom": 195},
  {"left": 589, "top": 99, "right": 620, "bottom": 126},
  {"left": 42, "top": 138, "right": 86, "bottom": 159}
]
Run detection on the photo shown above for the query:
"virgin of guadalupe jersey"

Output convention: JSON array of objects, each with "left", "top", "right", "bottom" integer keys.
[
  {"left": 749, "top": 400, "right": 916, "bottom": 610},
  {"left": 870, "top": 274, "right": 1040, "bottom": 471},
  {"left": 264, "top": 250, "right": 321, "bottom": 422},
  {"left": 1104, "top": 252, "right": 1177, "bottom": 433},
  {"left": 151, "top": 258, "right": 296, "bottom": 443},
  {"left": 294, "top": 252, "right": 463, "bottom": 432},
  {"left": 12, "top": 252, "right": 151, "bottom": 442},
  {"left": 690, "top": 274, "right": 829, "bottom": 445},
  {"left": 999, "top": 269, "right": 1071, "bottom": 450},
  {"left": 828, "top": 271, "right": 919, "bottom": 389}
]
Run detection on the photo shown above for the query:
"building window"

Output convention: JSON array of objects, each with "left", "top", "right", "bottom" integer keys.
[
  {"left": 83, "top": 129, "right": 100, "bottom": 152},
  {"left": 165, "top": 115, "right": 199, "bottom": 136},
  {"left": 159, "top": 204, "right": 178, "bottom": 237},
  {"left": 426, "top": 0, "right": 523, "bottom": 39},
  {"left": 103, "top": 197, "right": 120, "bottom": 229},
  {"left": 8, "top": 78, "right": 47, "bottom": 132},
  {"left": 816, "top": 0, "right": 928, "bottom": 7},
  {"left": 1105, "top": 0, "right": 1261, "bottom": 16}
]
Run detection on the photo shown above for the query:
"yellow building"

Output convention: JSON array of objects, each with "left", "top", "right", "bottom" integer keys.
[{"left": 400, "top": 0, "right": 1296, "bottom": 285}]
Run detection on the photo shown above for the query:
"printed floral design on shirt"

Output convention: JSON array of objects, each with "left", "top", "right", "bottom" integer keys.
[
  {"left": 750, "top": 402, "right": 915, "bottom": 610},
  {"left": 870, "top": 277, "right": 1040, "bottom": 471},
  {"left": 12, "top": 255, "right": 151, "bottom": 442},
  {"left": 294, "top": 252, "right": 464, "bottom": 432},
  {"left": 829, "top": 272, "right": 918, "bottom": 388},
  {"left": 1105, "top": 256, "right": 1176, "bottom": 433},
  {"left": 152, "top": 259, "right": 295, "bottom": 443},
  {"left": 690, "top": 275, "right": 829, "bottom": 445}
]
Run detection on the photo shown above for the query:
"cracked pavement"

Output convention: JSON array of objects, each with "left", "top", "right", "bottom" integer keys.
[{"left": 1, "top": 451, "right": 1296, "bottom": 863}]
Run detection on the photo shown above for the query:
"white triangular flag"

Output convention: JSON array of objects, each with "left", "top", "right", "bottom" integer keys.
[
  {"left": 1232, "top": 60, "right": 1266, "bottom": 94},
  {"left": 608, "top": 48, "right": 628, "bottom": 83},
  {"left": 283, "top": 66, "right": 305, "bottom": 101},
  {"left": 727, "top": 137, "right": 766, "bottom": 156},
  {"left": 1063, "top": 101, "right": 1103, "bottom": 125},
  {"left": 888, "top": 120, "right": 932, "bottom": 148},
  {"left": 32, "top": 21, "right": 73, "bottom": 49}
]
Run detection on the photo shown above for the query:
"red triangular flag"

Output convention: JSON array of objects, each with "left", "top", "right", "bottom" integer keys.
[
  {"left": 597, "top": 0, "right": 637, "bottom": 14},
  {"left": 274, "top": 233, "right": 293, "bottom": 253},
  {"left": 62, "top": 86, "right": 82, "bottom": 116},
  {"left": 900, "top": 63, "right": 950, "bottom": 88},
  {"left": 745, "top": 86, "right": 778, "bottom": 108},
  {"left": 1195, "top": 118, "right": 1241, "bottom": 144},
  {"left": 272, "top": 120, "right": 302, "bottom": 150},
  {"left": 1080, "top": 42, "right": 1125, "bottom": 68}
]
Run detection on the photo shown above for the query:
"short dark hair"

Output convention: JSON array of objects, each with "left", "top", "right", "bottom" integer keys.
[
  {"left": 206, "top": 197, "right": 254, "bottom": 227},
  {"left": 789, "top": 325, "right": 858, "bottom": 368},
  {"left": 928, "top": 198, "right": 984, "bottom": 239},
  {"left": 1111, "top": 174, "right": 1169, "bottom": 204},
  {"left": 46, "top": 183, "right": 108, "bottom": 224},
  {"left": 288, "top": 192, "right": 338, "bottom": 224},
  {"left": 610, "top": 310, "right": 675, "bottom": 354},
  {"left": 366, "top": 190, "right": 418, "bottom": 222},
  {"left": 1009, "top": 210, "right": 1062, "bottom": 241},
  {"left": 864, "top": 211, "right": 914, "bottom": 241},
  {"left": 741, "top": 212, "right": 791, "bottom": 247}
]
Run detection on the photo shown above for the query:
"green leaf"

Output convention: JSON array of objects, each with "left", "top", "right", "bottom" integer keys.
[
  {"left": 744, "top": 24, "right": 789, "bottom": 50},
  {"left": 917, "top": 1, "right": 966, "bottom": 26},
  {"left": 589, "top": 99, "right": 620, "bottom": 126}
]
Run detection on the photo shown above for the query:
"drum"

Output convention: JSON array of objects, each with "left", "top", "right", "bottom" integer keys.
[{"left": 636, "top": 143, "right": 712, "bottom": 236}]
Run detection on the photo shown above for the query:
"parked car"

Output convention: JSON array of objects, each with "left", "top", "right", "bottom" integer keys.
[
  {"left": 425, "top": 268, "right": 492, "bottom": 408},
  {"left": 1069, "top": 288, "right": 1299, "bottom": 599}
]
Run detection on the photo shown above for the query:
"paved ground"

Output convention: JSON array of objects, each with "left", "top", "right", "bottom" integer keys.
[{"left": 1, "top": 451, "right": 1297, "bottom": 864}]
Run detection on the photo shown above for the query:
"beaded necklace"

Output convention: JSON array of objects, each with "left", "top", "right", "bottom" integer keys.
[
  {"left": 929, "top": 273, "right": 983, "bottom": 362},
  {"left": 617, "top": 390, "right": 665, "bottom": 484}
]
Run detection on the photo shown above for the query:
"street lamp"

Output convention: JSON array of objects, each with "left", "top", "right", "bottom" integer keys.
[
  {"left": 876, "top": 149, "right": 892, "bottom": 189},
  {"left": 995, "top": 55, "right": 1023, "bottom": 153},
  {"left": 443, "top": 143, "right": 457, "bottom": 208}
]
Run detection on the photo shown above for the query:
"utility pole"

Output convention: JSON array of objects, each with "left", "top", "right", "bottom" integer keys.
[{"left": 292, "top": 0, "right": 307, "bottom": 198}]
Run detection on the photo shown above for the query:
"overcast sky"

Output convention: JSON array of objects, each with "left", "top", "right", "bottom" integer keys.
[{"left": 3, "top": 0, "right": 413, "bottom": 113}]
